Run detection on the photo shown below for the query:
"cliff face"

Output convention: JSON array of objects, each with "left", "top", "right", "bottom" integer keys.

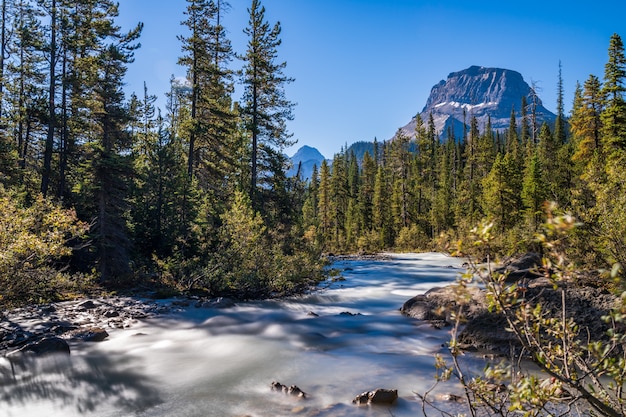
[{"left": 399, "top": 66, "right": 557, "bottom": 139}]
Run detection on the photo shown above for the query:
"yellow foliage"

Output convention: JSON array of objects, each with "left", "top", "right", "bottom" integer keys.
[{"left": 0, "top": 188, "right": 89, "bottom": 306}]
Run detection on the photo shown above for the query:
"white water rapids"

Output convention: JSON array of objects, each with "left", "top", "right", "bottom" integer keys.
[{"left": 1, "top": 252, "right": 478, "bottom": 417}]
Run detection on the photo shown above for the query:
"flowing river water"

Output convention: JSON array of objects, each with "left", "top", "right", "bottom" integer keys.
[{"left": 1, "top": 252, "right": 476, "bottom": 417}]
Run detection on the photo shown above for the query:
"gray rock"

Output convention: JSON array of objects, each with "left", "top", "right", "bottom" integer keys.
[
  {"left": 18, "top": 336, "right": 70, "bottom": 356},
  {"left": 71, "top": 327, "right": 109, "bottom": 342},
  {"left": 78, "top": 300, "right": 98, "bottom": 310},
  {"left": 270, "top": 381, "right": 307, "bottom": 399},
  {"left": 353, "top": 388, "right": 398, "bottom": 405},
  {"left": 400, "top": 286, "right": 486, "bottom": 323}
]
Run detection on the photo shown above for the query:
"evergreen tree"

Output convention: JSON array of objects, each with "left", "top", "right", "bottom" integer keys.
[
  {"left": 482, "top": 152, "right": 520, "bottom": 233},
  {"left": 316, "top": 159, "right": 331, "bottom": 247},
  {"left": 571, "top": 75, "right": 603, "bottom": 163},
  {"left": 301, "top": 163, "right": 319, "bottom": 230},
  {"left": 329, "top": 151, "right": 349, "bottom": 249},
  {"left": 40, "top": 0, "right": 58, "bottom": 196},
  {"left": 521, "top": 152, "right": 547, "bottom": 230},
  {"left": 554, "top": 60, "right": 567, "bottom": 145},
  {"left": 240, "top": 0, "right": 294, "bottom": 207},
  {"left": 596, "top": 33, "right": 626, "bottom": 270},
  {"left": 372, "top": 164, "right": 392, "bottom": 248},
  {"left": 357, "top": 151, "right": 376, "bottom": 235},
  {"left": 601, "top": 33, "right": 626, "bottom": 154},
  {"left": 72, "top": 3, "right": 142, "bottom": 282},
  {"left": 432, "top": 138, "right": 455, "bottom": 234},
  {"left": 178, "top": 0, "right": 236, "bottom": 192}
]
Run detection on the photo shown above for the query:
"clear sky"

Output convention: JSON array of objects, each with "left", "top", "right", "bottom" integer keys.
[{"left": 117, "top": 0, "right": 626, "bottom": 159}]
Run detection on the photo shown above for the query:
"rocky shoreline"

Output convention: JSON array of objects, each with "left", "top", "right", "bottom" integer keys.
[
  {"left": 0, "top": 295, "right": 237, "bottom": 358},
  {"left": 400, "top": 253, "right": 620, "bottom": 355}
]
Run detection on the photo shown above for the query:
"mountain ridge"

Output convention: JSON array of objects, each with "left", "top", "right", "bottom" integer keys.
[
  {"left": 399, "top": 65, "right": 557, "bottom": 139},
  {"left": 289, "top": 65, "right": 559, "bottom": 173}
]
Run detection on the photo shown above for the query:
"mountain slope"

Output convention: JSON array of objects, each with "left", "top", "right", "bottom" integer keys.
[
  {"left": 399, "top": 66, "right": 557, "bottom": 139},
  {"left": 287, "top": 145, "right": 326, "bottom": 180}
]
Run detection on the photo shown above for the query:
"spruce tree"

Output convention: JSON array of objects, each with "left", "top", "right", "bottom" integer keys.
[
  {"left": 601, "top": 33, "right": 626, "bottom": 154},
  {"left": 72, "top": 3, "right": 142, "bottom": 283},
  {"left": 316, "top": 159, "right": 331, "bottom": 248},
  {"left": 554, "top": 60, "right": 567, "bottom": 145},
  {"left": 521, "top": 152, "right": 547, "bottom": 231},
  {"left": 357, "top": 151, "right": 376, "bottom": 236},
  {"left": 240, "top": 0, "right": 294, "bottom": 207},
  {"left": 596, "top": 33, "right": 626, "bottom": 270},
  {"left": 571, "top": 75, "right": 603, "bottom": 163},
  {"left": 178, "top": 0, "right": 236, "bottom": 193},
  {"left": 482, "top": 152, "right": 519, "bottom": 233}
]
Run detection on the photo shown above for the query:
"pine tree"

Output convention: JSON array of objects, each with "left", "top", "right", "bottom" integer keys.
[
  {"left": 6, "top": 0, "right": 45, "bottom": 191},
  {"left": 72, "top": 3, "right": 142, "bottom": 282},
  {"left": 40, "top": 0, "right": 58, "bottom": 196},
  {"left": 521, "top": 152, "right": 547, "bottom": 230},
  {"left": 301, "top": 163, "right": 319, "bottom": 230},
  {"left": 456, "top": 116, "right": 482, "bottom": 227},
  {"left": 596, "top": 33, "right": 626, "bottom": 270},
  {"left": 571, "top": 75, "right": 603, "bottom": 163},
  {"left": 482, "top": 152, "right": 520, "bottom": 233},
  {"left": 178, "top": 0, "right": 236, "bottom": 192},
  {"left": 330, "top": 151, "right": 349, "bottom": 249},
  {"left": 601, "top": 33, "right": 626, "bottom": 154},
  {"left": 240, "top": 0, "right": 294, "bottom": 207},
  {"left": 373, "top": 164, "right": 392, "bottom": 248},
  {"left": 316, "top": 159, "right": 331, "bottom": 247},
  {"left": 357, "top": 151, "right": 376, "bottom": 235},
  {"left": 554, "top": 60, "right": 567, "bottom": 145},
  {"left": 432, "top": 138, "right": 455, "bottom": 234}
]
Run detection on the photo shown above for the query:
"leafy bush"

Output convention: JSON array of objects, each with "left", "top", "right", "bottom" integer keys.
[
  {"left": 0, "top": 188, "right": 90, "bottom": 307},
  {"left": 420, "top": 213, "right": 626, "bottom": 417}
]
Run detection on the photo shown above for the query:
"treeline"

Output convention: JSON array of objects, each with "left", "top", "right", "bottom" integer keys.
[
  {"left": 303, "top": 34, "right": 626, "bottom": 278},
  {"left": 0, "top": 0, "right": 322, "bottom": 306}
]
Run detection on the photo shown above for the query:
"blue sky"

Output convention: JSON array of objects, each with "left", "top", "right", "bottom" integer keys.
[{"left": 117, "top": 0, "right": 626, "bottom": 159}]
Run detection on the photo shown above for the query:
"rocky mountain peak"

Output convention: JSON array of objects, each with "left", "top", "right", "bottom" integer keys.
[{"left": 400, "top": 66, "right": 557, "bottom": 139}]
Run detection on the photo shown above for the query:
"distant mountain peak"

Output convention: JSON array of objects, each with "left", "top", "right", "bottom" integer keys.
[
  {"left": 400, "top": 66, "right": 556, "bottom": 139},
  {"left": 287, "top": 145, "right": 326, "bottom": 180}
]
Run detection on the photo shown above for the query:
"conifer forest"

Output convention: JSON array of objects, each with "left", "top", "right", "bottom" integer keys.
[{"left": 0, "top": 0, "right": 625, "bottom": 308}]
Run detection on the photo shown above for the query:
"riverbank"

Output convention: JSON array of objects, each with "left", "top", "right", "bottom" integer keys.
[
  {"left": 1, "top": 252, "right": 469, "bottom": 417},
  {"left": 400, "top": 253, "right": 620, "bottom": 355}
]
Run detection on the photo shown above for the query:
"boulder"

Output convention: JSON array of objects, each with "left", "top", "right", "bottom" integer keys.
[
  {"left": 496, "top": 252, "right": 543, "bottom": 281},
  {"left": 78, "top": 300, "right": 98, "bottom": 310},
  {"left": 457, "top": 281, "right": 618, "bottom": 355},
  {"left": 400, "top": 286, "right": 486, "bottom": 323},
  {"left": 71, "top": 327, "right": 109, "bottom": 342},
  {"left": 270, "top": 381, "right": 307, "bottom": 399},
  {"left": 352, "top": 389, "right": 398, "bottom": 405},
  {"left": 18, "top": 336, "right": 70, "bottom": 356}
]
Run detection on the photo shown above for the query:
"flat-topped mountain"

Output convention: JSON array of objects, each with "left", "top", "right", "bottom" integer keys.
[{"left": 399, "top": 65, "right": 557, "bottom": 139}]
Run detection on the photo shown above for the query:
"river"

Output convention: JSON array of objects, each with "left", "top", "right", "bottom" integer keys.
[{"left": 1, "top": 252, "right": 472, "bottom": 417}]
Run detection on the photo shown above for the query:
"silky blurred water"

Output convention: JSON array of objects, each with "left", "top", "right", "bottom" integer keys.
[{"left": 0, "top": 252, "right": 472, "bottom": 417}]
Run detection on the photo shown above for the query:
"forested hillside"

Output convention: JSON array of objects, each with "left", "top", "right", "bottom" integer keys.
[
  {"left": 0, "top": 0, "right": 322, "bottom": 306},
  {"left": 304, "top": 36, "right": 626, "bottom": 280},
  {"left": 0, "top": 0, "right": 624, "bottom": 307}
]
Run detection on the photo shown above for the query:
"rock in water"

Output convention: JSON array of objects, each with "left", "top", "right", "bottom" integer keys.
[
  {"left": 352, "top": 388, "right": 398, "bottom": 405},
  {"left": 18, "top": 336, "right": 70, "bottom": 356},
  {"left": 71, "top": 327, "right": 109, "bottom": 342},
  {"left": 270, "top": 381, "right": 307, "bottom": 399}
]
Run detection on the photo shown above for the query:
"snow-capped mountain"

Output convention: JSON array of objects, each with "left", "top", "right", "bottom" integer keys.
[{"left": 398, "top": 65, "right": 557, "bottom": 139}]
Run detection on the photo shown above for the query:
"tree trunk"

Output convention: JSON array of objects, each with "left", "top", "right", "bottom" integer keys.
[{"left": 42, "top": 0, "right": 57, "bottom": 197}]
